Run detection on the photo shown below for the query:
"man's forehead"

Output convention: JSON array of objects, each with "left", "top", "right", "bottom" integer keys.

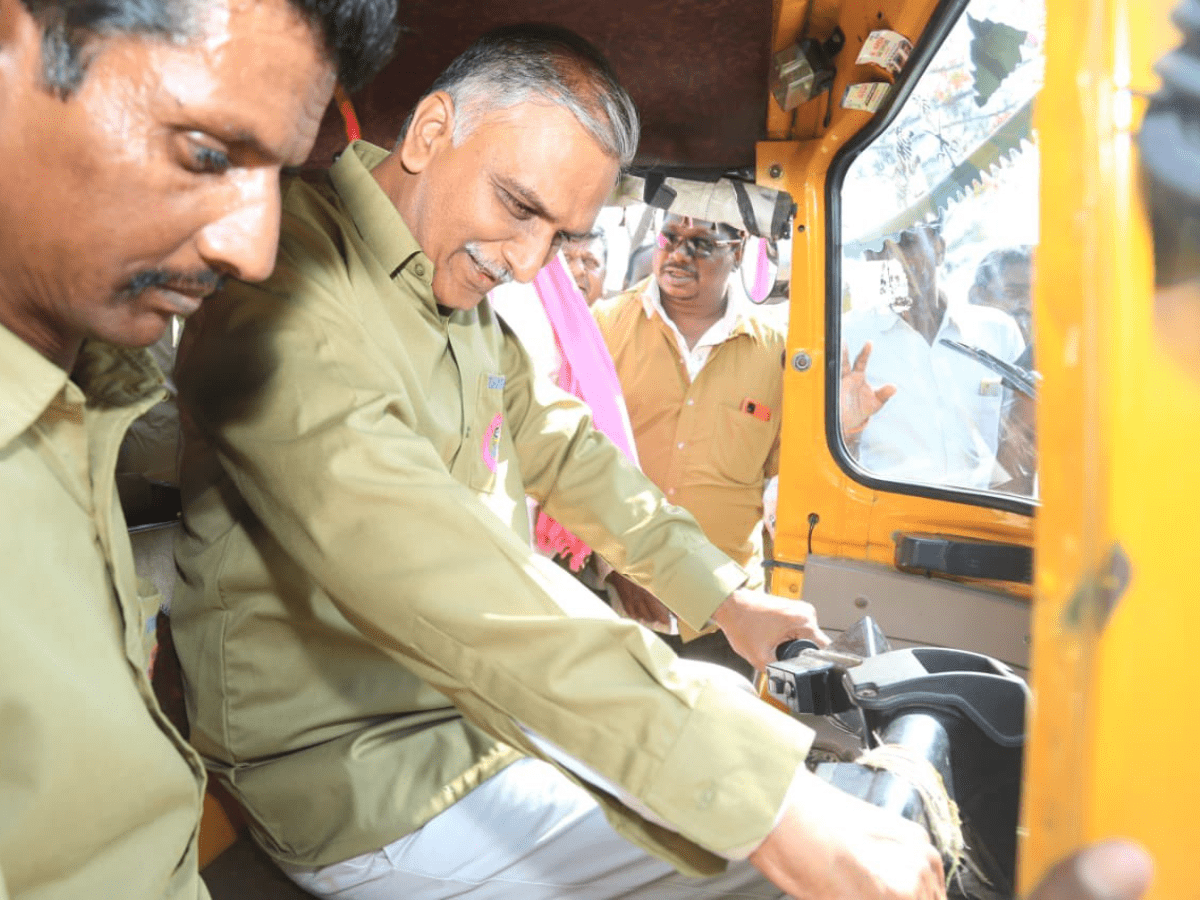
[
  {"left": 467, "top": 101, "right": 618, "bottom": 229},
  {"left": 567, "top": 237, "right": 602, "bottom": 254},
  {"left": 148, "top": 0, "right": 333, "bottom": 164},
  {"left": 664, "top": 215, "right": 721, "bottom": 232}
]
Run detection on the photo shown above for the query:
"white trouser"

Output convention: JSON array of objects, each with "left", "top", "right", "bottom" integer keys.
[{"left": 278, "top": 757, "right": 788, "bottom": 900}]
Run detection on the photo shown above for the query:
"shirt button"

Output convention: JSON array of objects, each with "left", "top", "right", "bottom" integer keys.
[
  {"left": 667, "top": 488, "right": 676, "bottom": 496},
  {"left": 677, "top": 442, "right": 685, "bottom": 449},
  {"left": 685, "top": 399, "right": 695, "bottom": 406},
  {"left": 413, "top": 263, "right": 426, "bottom": 277}
]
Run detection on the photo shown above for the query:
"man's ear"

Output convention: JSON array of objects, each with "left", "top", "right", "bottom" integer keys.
[{"left": 399, "top": 91, "right": 455, "bottom": 174}]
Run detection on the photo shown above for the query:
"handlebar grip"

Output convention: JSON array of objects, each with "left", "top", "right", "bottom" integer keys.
[{"left": 775, "top": 638, "right": 819, "bottom": 661}]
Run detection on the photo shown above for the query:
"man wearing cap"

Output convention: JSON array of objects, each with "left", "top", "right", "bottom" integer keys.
[{"left": 594, "top": 213, "right": 785, "bottom": 676}]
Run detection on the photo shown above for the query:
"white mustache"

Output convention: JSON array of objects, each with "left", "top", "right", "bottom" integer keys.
[{"left": 465, "top": 243, "right": 512, "bottom": 285}]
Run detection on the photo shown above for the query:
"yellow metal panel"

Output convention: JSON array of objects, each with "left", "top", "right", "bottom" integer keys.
[
  {"left": 198, "top": 788, "right": 242, "bottom": 869},
  {"left": 758, "top": 0, "right": 1032, "bottom": 601},
  {"left": 1021, "top": 0, "right": 1200, "bottom": 894},
  {"left": 766, "top": 0, "right": 1200, "bottom": 892}
]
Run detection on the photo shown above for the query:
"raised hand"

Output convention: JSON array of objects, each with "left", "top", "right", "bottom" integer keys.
[{"left": 841, "top": 341, "right": 897, "bottom": 439}]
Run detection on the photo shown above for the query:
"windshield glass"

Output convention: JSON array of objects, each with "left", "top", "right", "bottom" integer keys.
[{"left": 837, "top": 0, "right": 1044, "bottom": 502}]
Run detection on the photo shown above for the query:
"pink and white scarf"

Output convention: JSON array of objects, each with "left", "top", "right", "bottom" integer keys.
[{"left": 531, "top": 257, "right": 639, "bottom": 570}]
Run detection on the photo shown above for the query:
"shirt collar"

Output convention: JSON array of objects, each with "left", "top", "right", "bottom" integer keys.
[
  {"left": 0, "top": 322, "right": 165, "bottom": 449},
  {"left": 0, "top": 321, "right": 67, "bottom": 448},
  {"left": 638, "top": 277, "right": 751, "bottom": 345},
  {"left": 328, "top": 141, "right": 437, "bottom": 312},
  {"left": 938, "top": 301, "right": 969, "bottom": 338},
  {"left": 876, "top": 292, "right": 959, "bottom": 338}
]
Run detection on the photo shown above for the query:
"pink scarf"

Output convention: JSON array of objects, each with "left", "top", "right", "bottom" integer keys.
[
  {"left": 750, "top": 236, "right": 772, "bottom": 302},
  {"left": 532, "top": 257, "right": 639, "bottom": 570}
]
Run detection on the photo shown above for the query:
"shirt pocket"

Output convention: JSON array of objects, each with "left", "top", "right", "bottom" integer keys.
[
  {"left": 964, "top": 378, "right": 1006, "bottom": 450},
  {"left": 467, "top": 372, "right": 506, "bottom": 493},
  {"left": 713, "top": 404, "right": 775, "bottom": 486}
]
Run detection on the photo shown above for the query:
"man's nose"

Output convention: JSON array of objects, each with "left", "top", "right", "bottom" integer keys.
[
  {"left": 195, "top": 172, "right": 283, "bottom": 284},
  {"left": 504, "top": 228, "right": 557, "bottom": 283},
  {"left": 665, "top": 239, "right": 694, "bottom": 263}
]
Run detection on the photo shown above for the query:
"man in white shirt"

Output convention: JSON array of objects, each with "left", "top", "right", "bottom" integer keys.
[{"left": 841, "top": 224, "right": 1026, "bottom": 490}]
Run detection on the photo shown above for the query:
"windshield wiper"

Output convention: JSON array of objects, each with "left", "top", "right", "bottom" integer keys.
[{"left": 939, "top": 338, "right": 1039, "bottom": 399}]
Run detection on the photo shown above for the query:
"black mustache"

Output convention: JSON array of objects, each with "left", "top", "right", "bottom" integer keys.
[
  {"left": 120, "top": 269, "right": 225, "bottom": 299},
  {"left": 662, "top": 263, "right": 696, "bottom": 277}
]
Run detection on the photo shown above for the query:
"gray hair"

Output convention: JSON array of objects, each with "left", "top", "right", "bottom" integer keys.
[
  {"left": 570, "top": 229, "right": 608, "bottom": 258},
  {"left": 404, "top": 23, "right": 639, "bottom": 167},
  {"left": 971, "top": 246, "right": 1033, "bottom": 296}
]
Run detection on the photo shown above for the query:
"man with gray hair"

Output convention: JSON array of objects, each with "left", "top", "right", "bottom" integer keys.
[
  {"left": 564, "top": 230, "right": 609, "bottom": 305},
  {"left": 173, "top": 24, "right": 943, "bottom": 900}
]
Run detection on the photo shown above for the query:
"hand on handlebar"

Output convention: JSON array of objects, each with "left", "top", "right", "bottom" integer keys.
[
  {"left": 711, "top": 587, "right": 828, "bottom": 671},
  {"left": 750, "top": 768, "right": 946, "bottom": 900}
]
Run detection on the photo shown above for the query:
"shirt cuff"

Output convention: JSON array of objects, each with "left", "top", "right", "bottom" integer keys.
[
  {"left": 639, "top": 678, "right": 813, "bottom": 858},
  {"left": 718, "top": 759, "right": 809, "bottom": 860},
  {"left": 656, "top": 541, "right": 748, "bottom": 634}
]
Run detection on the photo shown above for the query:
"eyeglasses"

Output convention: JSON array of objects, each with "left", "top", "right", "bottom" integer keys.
[{"left": 656, "top": 230, "right": 741, "bottom": 260}]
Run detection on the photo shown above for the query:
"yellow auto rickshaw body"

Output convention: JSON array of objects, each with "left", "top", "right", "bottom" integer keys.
[{"left": 763, "top": 0, "right": 1199, "bottom": 895}]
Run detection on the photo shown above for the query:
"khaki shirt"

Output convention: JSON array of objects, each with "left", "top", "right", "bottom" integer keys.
[
  {"left": 172, "top": 142, "right": 813, "bottom": 874},
  {"left": 0, "top": 326, "right": 207, "bottom": 900},
  {"left": 594, "top": 282, "right": 784, "bottom": 580}
]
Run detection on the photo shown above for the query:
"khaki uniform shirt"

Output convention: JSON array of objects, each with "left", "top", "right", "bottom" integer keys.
[
  {"left": 0, "top": 327, "right": 207, "bottom": 900},
  {"left": 172, "top": 142, "right": 813, "bottom": 874},
  {"left": 594, "top": 281, "right": 785, "bottom": 581}
]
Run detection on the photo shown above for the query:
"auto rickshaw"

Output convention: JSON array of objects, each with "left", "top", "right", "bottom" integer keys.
[{"left": 134, "top": 0, "right": 1196, "bottom": 895}]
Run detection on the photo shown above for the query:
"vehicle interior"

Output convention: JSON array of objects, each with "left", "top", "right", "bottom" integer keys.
[{"left": 129, "top": 0, "right": 1195, "bottom": 896}]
